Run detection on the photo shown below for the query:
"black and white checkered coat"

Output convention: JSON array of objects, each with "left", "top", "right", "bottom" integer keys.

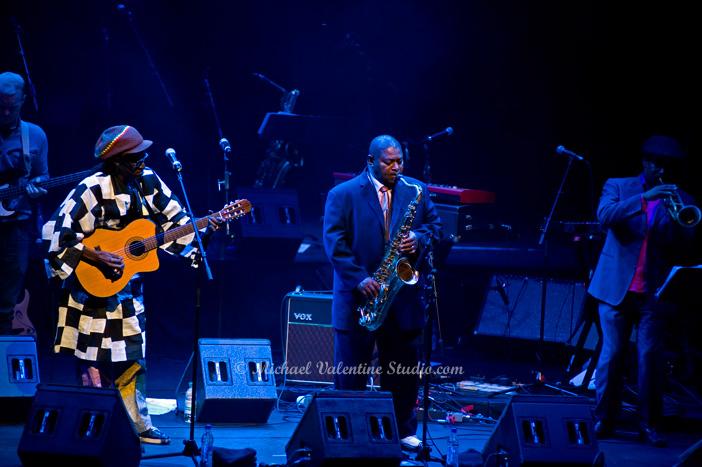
[{"left": 43, "top": 168, "right": 201, "bottom": 362}]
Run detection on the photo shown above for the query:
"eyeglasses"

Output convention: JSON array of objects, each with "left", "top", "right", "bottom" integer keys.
[
  {"left": 0, "top": 103, "right": 22, "bottom": 113},
  {"left": 120, "top": 152, "right": 149, "bottom": 166}
]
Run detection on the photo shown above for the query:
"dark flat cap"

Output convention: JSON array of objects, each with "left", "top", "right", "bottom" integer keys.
[{"left": 641, "top": 135, "right": 685, "bottom": 159}]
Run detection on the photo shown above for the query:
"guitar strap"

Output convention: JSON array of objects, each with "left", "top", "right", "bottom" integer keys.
[
  {"left": 131, "top": 179, "right": 162, "bottom": 232},
  {"left": 19, "top": 120, "right": 31, "bottom": 176}
]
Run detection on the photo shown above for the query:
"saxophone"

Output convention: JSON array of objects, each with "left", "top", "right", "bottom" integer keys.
[{"left": 359, "top": 176, "right": 423, "bottom": 331}]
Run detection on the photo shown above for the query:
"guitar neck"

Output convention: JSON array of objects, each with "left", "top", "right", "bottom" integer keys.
[
  {"left": 0, "top": 170, "right": 94, "bottom": 202},
  {"left": 160, "top": 216, "right": 211, "bottom": 247},
  {"left": 39, "top": 170, "right": 94, "bottom": 190},
  {"left": 144, "top": 208, "right": 231, "bottom": 252},
  {"left": 123, "top": 201, "right": 248, "bottom": 255}
]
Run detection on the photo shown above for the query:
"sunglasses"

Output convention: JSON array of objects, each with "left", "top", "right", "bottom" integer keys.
[{"left": 120, "top": 152, "right": 149, "bottom": 166}]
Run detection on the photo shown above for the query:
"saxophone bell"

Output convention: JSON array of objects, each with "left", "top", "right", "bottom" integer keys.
[{"left": 396, "top": 257, "right": 419, "bottom": 285}]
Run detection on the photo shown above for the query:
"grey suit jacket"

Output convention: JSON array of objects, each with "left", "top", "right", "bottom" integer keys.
[{"left": 588, "top": 175, "right": 694, "bottom": 308}]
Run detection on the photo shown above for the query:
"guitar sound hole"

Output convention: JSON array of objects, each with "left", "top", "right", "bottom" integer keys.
[{"left": 127, "top": 240, "right": 146, "bottom": 258}]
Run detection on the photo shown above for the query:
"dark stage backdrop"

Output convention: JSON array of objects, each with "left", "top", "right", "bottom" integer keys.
[{"left": 3, "top": 1, "right": 701, "bottom": 356}]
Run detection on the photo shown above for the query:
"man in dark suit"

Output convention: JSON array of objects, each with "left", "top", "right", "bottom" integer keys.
[
  {"left": 588, "top": 135, "right": 696, "bottom": 447},
  {"left": 323, "top": 134, "right": 442, "bottom": 452}
]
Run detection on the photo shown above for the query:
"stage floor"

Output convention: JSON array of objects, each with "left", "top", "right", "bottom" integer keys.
[{"left": 1, "top": 349, "right": 701, "bottom": 467}]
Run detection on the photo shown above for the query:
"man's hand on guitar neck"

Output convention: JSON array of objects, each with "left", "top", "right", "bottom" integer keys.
[
  {"left": 26, "top": 178, "right": 48, "bottom": 199},
  {"left": 207, "top": 211, "right": 226, "bottom": 230},
  {"left": 81, "top": 247, "right": 125, "bottom": 279},
  {"left": 203, "top": 211, "right": 226, "bottom": 239}
]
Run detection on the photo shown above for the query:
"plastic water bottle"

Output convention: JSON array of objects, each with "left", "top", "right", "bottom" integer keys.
[
  {"left": 185, "top": 382, "right": 193, "bottom": 423},
  {"left": 200, "top": 424, "right": 214, "bottom": 467},
  {"left": 446, "top": 426, "right": 459, "bottom": 467}
]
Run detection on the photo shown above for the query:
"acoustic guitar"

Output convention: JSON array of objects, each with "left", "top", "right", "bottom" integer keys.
[{"left": 74, "top": 199, "right": 251, "bottom": 297}]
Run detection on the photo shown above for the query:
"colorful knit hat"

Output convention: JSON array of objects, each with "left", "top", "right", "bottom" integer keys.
[{"left": 94, "top": 125, "right": 153, "bottom": 160}]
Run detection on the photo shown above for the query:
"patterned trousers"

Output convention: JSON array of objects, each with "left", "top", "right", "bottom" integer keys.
[{"left": 77, "top": 358, "right": 153, "bottom": 434}]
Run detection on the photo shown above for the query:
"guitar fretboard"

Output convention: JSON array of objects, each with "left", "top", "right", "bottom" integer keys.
[
  {"left": 135, "top": 216, "right": 213, "bottom": 254},
  {"left": 0, "top": 170, "right": 94, "bottom": 202}
]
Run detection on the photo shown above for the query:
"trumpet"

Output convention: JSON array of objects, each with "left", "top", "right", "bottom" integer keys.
[{"left": 659, "top": 178, "right": 701, "bottom": 227}]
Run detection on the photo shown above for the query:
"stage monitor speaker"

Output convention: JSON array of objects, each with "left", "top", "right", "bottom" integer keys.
[
  {"left": 231, "top": 187, "right": 303, "bottom": 260},
  {"left": 285, "top": 390, "right": 403, "bottom": 467},
  {"left": 284, "top": 291, "right": 335, "bottom": 384},
  {"left": 676, "top": 438, "right": 702, "bottom": 466},
  {"left": 176, "top": 338, "right": 277, "bottom": 423},
  {"left": 476, "top": 275, "right": 597, "bottom": 348},
  {"left": 17, "top": 383, "right": 140, "bottom": 467},
  {"left": 1, "top": 335, "right": 40, "bottom": 422},
  {"left": 482, "top": 395, "right": 602, "bottom": 467}
]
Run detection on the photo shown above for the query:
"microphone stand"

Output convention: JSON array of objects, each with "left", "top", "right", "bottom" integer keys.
[
  {"left": 120, "top": 7, "right": 174, "bottom": 107},
  {"left": 531, "top": 155, "right": 575, "bottom": 391},
  {"left": 422, "top": 143, "right": 432, "bottom": 185},
  {"left": 484, "top": 157, "right": 583, "bottom": 400},
  {"left": 141, "top": 159, "right": 212, "bottom": 466},
  {"left": 204, "top": 69, "right": 232, "bottom": 236},
  {"left": 415, "top": 252, "right": 444, "bottom": 465},
  {"left": 12, "top": 18, "right": 39, "bottom": 112},
  {"left": 203, "top": 69, "right": 231, "bottom": 340},
  {"left": 415, "top": 127, "right": 453, "bottom": 185}
]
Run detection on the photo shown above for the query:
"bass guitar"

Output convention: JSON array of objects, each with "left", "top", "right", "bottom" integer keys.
[
  {"left": 0, "top": 169, "right": 94, "bottom": 217},
  {"left": 12, "top": 289, "right": 37, "bottom": 337},
  {"left": 74, "top": 199, "right": 251, "bottom": 297}
]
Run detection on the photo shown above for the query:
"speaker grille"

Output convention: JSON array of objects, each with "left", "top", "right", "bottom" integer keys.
[
  {"left": 476, "top": 275, "right": 589, "bottom": 344},
  {"left": 285, "top": 292, "right": 335, "bottom": 384}
]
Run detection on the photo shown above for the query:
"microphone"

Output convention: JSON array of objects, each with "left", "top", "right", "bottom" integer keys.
[
  {"left": 556, "top": 145, "right": 585, "bottom": 161},
  {"left": 219, "top": 138, "right": 231, "bottom": 153},
  {"left": 117, "top": 4, "right": 133, "bottom": 18},
  {"left": 165, "top": 148, "right": 182, "bottom": 172},
  {"left": 420, "top": 127, "right": 454, "bottom": 144},
  {"left": 495, "top": 277, "right": 510, "bottom": 306},
  {"left": 10, "top": 17, "right": 23, "bottom": 34}
]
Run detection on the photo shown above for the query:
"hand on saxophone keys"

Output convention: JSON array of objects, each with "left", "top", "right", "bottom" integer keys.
[
  {"left": 357, "top": 277, "right": 381, "bottom": 300},
  {"left": 400, "top": 231, "right": 418, "bottom": 254}
]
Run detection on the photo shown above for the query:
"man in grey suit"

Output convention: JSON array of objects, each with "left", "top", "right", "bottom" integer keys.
[
  {"left": 323, "top": 134, "right": 442, "bottom": 452},
  {"left": 588, "top": 135, "right": 696, "bottom": 447}
]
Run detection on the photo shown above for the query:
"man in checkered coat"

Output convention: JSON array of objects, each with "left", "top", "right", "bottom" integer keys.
[{"left": 43, "top": 125, "right": 221, "bottom": 445}]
